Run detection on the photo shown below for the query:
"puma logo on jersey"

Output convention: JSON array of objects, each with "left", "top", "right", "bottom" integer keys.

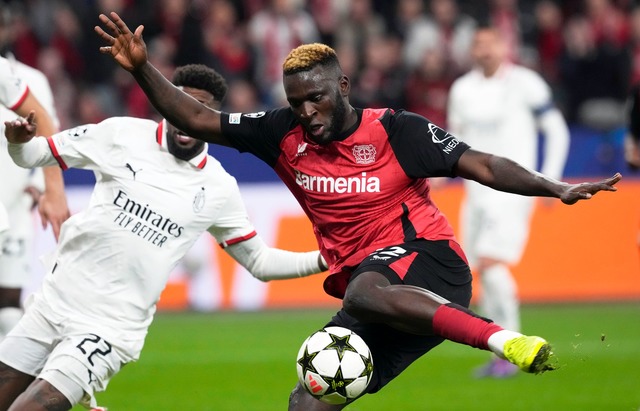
[{"left": 125, "top": 163, "right": 142, "bottom": 180}]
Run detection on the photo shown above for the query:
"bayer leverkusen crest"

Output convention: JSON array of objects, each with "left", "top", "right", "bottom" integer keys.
[{"left": 352, "top": 144, "right": 376, "bottom": 164}]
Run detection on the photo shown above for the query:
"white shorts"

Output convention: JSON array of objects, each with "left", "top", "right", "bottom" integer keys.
[
  {"left": 0, "top": 300, "right": 128, "bottom": 407},
  {"left": 460, "top": 193, "right": 535, "bottom": 266},
  {"left": 0, "top": 203, "right": 34, "bottom": 288}
]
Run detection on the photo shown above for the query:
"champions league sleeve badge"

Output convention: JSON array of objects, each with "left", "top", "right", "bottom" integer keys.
[{"left": 66, "top": 125, "right": 89, "bottom": 140}]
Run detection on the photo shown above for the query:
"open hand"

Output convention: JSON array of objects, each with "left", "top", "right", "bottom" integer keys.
[
  {"left": 94, "top": 12, "right": 148, "bottom": 72},
  {"left": 560, "top": 173, "right": 622, "bottom": 205},
  {"left": 4, "top": 111, "right": 37, "bottom": 144}
]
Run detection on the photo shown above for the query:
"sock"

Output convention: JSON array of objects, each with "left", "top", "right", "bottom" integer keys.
[
  {"left": 487, "top": 330, "right": 523, "bottom": 359},
  {"left": 0, "top": 306, "right": 23, "bottom": 340},
  {"left": 432, "top": 303, "right": 503, "bottom": 350},
  {"left": 480, "top": 263, "right": 520, "bottom": 332}
]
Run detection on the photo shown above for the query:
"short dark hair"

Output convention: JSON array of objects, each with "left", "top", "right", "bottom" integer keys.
[
  {"left": 172, "top": 64, "right": 228, "bottom": 103},
  {"left": 282, "top": 43, "right": 340, "bottom": 76}
]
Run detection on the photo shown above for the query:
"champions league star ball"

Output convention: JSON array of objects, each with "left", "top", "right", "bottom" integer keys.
[{"left": 296, "top": 326, "right": 374, "bottom": 405}]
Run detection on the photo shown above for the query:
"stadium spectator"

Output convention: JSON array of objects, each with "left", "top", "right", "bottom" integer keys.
[
  {"left": 0, "top": 63, "right": 327, "bottom": 410},
  {"left": 628, "top": 5, "right": 640, "bottom": 86},
  {"left": 0, "top": 54, "right": 70, "bottom": 343},
  {"left": 96, "top": 13, "right": 622, "bottom": 409},
  {"left": 400, "top": 0, "right": 477, "bottom": 77},
  {"left": 247, "top": 0, "right": 320, "bottom": 105},
  {"left": 404, "top": 47, "right": 454, "bottom": 128},
  {"left": 350, "top": 33, "right": 407, "bottom": 110},
  {"left": 532, "top": 0, "right": 565, "bottom": 85},
  {"left": 333, "top": 0, "right": 386, "bottom": 76},
  {"left": 447, "top": 26, "right": 570, "bottom": 378},
  {"left": 202, "top": 0, "right": 254, "bottom": 82},
  {"left": 558, "top": 15, "right": 630, "bottom": 129}
]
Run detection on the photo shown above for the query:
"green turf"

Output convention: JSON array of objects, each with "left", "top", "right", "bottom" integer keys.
[{"left": 81, "top": 302, "right": 640, "bottom": 411}]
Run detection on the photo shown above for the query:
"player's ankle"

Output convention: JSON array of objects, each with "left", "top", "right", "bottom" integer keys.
[{"left": 487, "top": 330, "right": 523, "bottom": 358}]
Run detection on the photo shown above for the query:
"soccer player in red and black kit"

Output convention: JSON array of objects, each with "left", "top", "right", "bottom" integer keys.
[{"left": 96, "top": 13, "right": 621, "bottom": 410}]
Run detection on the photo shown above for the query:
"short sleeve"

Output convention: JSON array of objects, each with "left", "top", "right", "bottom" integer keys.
[
  {"left": 383, "top": 110, "right": 470, "bottom": 178},
  {"left": 219, "top": 108, "right": 296, "bottom": 166},
  {"left": 47, "top": 120, "right": 116, "bottom": 170},
  {"left": 207, "top": 182, "right": 257, "bottom": 247},
  {"left": 522, "top": 69, "right": 554, "bottom": 116},
  {"left": 0, "top": 58, "right": 28, "bottom": 110}
]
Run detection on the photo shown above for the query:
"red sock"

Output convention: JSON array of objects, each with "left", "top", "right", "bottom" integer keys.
[{"left": 432, "top": 303, "right": 503, "bottom": 350}]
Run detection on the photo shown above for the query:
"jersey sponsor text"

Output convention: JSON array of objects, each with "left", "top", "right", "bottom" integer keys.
[
  {"left": 112, "top": 190, "right": 184, "bottom": 247},
  {"left": 294, "top": 170, "right": 380, "bottom": 194}
]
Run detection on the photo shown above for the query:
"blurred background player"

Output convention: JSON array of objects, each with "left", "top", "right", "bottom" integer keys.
[
  {"left": 447, "top": 25, "right": 570, "bottom": 378},
  {"left": 625, "top": 83, "right": 640, "bottom": 171},
  {"left": 0, "top": 48, "right": 69, "bottom": 344},
  {"left": 0, "top": 63, "right": 327, "bottom": 410},
  {"left": 625, "top": 82, "right": 640, "bottom": 258}
]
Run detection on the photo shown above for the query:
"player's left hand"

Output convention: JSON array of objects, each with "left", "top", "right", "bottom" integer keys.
[
  {"left": 95, "top": 12, "right": 148, "bottom": 72},
  {"left": 37, "top": 189, "right": 70, "bottom": 241},
  {"left": 559, "top": 173, "right": 622, "bottom": 205},
  {"left": 4, "top": 111, "right": 37, "bottom": 144}
]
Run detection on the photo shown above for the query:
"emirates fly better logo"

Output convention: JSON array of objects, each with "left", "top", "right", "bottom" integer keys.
[{"left": 352, "top": 144, "right": 376, "bottom": 164}]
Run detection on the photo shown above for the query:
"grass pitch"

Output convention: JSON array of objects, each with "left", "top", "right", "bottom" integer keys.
[{"left": 82, "top": 302, "right": 640, "bottom": 411}]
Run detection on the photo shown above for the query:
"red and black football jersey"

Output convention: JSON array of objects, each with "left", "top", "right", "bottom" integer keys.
[{"left": 221, "top": 108, "right": 470, "bottom": 297}]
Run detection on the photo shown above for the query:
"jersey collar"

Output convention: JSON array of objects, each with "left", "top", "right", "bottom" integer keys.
[{"left": 156, "top": 119, "right": 208, "bottom": 169}]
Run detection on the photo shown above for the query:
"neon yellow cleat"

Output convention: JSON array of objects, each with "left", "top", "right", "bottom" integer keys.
[{"left": 503, "top": 336, "right": 557, "bottom": 374}]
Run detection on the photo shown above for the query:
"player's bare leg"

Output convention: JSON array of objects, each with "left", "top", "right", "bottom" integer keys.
[
  {"left": 0, "top": 288, "right": 23, "bottom": 342},
  {"left": 0, "top": 361, "right": 34, "bottom": 410},
  {"left": 343, "top": 271, "right": 555, "bottom": 373},
  {"left": 289, "top": 382, "right": 346, "bottom": 411},
  {"left": 7, "top": 378, "right": 72, "bottom": 411}
]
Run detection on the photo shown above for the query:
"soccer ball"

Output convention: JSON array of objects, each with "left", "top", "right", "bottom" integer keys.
[{"left": 296, "top": 326, "right": 374, "bottom": 405}]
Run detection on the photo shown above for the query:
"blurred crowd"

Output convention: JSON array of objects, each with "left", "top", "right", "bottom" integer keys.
[{"left": 0, "top": 0, "right": 637, "bottom": 134}]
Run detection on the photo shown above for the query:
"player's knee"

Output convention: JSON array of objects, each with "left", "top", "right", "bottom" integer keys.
[
  {"left": 0, "top": 288, "right": 21, "bottom": 308},
  {"left": 343, "top": 273, "right": 389, "bottom": 320}
]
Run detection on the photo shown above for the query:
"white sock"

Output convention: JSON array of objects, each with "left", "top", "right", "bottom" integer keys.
[
  {"left": 480, "top": 263, "right": 520, "bottom": 332},
  {"left": 0, "top": 306, "right": 23, "bottom": 341},
  {"left": 487, "top": 330, "right": 522, "bottom": 359}
]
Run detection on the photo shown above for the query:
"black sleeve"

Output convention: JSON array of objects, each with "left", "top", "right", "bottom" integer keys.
[
  {"left": 628, "top": 85, "right": 640, "bottom": 142},
  {"left": 382, "top": 110, "right": 470, "bottom": 178},
  {"left": 220, "top": 108, "right": 298, "bottom": 167}
]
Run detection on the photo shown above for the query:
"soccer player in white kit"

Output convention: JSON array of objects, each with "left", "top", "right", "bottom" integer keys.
[
  {"left": 447, "top": 26, "right": 570, "bottom": 378},
  {"left": 0, "top": 64, "right": 328, "bottom": 410},
  {"left": 0, "top": 54, "right": 69, "bottom": 344}
]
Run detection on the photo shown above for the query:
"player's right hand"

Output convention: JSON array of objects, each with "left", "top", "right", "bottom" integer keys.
[
  {"left": 4, "top": 111, "right": 37, "bottom": 144},
  {"left": 95, "top": 12, "right": 147, "bottom": 72}
]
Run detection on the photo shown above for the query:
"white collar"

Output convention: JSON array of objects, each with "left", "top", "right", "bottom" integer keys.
[{"left": 156, "top": 119, "right": 207, "bottom": 169}]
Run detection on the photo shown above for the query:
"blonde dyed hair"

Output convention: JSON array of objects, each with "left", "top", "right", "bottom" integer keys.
[{"left": 282, "top": 43, "right": 339, "bottom": 75}]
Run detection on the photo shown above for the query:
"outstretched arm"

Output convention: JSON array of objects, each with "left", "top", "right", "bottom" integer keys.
[
  {"left": 94, "top": 12, "right": 230, "bottom": 146},
  {"left": 455, "top": 149, "right": 621, "bottom": 205},
  {"left": 224, "top": 236, "right": 328, "bottom": 282}
]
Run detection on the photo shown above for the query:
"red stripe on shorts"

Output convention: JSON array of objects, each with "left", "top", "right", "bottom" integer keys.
[
  {"left": 448, "top": 240, "right": 469, "bottom": 265},
  {"left": 388, "top": 251, "right": 418, "bottom": 280}
]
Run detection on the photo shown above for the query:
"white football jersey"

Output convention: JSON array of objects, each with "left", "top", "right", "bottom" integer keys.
[
  {"left": 448, "top": 63, "right": 556, "bottom": 202},
  {"left": 0, "top": 55, "right": 57, "bottom": 212},
  {"left": 32, "top": 117, "right": 256, "bottom": 350},
  {"left": 0, "top": 55, "right": 29, "bottom": 232}
]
